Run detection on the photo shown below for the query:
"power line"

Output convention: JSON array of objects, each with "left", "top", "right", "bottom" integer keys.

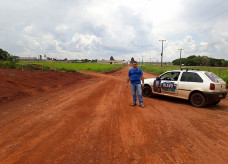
[
  {"left": 181, "top": 8, "right": 228, "bottom": 40},
  {"left": 169, "top": 4, "right": 228, "bottom": 40},
  {"left": 196, "top": 8, "right": 228, "bottom": 27},
  {"left": 198, "top": 0, "right": 226, "bottom": 18}
]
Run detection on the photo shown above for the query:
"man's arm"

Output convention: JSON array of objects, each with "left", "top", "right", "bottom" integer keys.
[
  {"left": 141, "top": 75, "right": 144, "bottom": 87},
  {"left": 127, "top": 76, "right": 130, "bottom": 86}
]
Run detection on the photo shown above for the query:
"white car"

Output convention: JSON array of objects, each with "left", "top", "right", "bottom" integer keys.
[{"left": 142, "top": 68, "right": 227, "bottom": 107}]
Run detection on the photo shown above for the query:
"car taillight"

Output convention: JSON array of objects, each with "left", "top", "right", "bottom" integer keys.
[{"left": 210, "top": 83, "right": 215, "bottom": 90}]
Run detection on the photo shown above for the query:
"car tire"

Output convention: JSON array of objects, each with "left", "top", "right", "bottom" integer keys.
[
  {"left": 142, "top": 85, "right": 153, "bottom": 97},
  {"left": 190, "top": 92, "right": 206, "bottom": 108}
]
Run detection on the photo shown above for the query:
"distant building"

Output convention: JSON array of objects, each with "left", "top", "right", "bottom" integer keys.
[
  {"left": 97, "top": 60, "right": 123, "bottom": 64},
  {"left": 19, "top": 57, "right": 37, "bottom": 61},
  {"left": 150, "top": 62, "right": 173, "bottom": 66}
]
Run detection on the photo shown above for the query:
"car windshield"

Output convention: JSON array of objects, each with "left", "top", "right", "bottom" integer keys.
[
  {"left": 204, "top": 72, "right": 221, "bottom": 82},
  {"left": 160, "top": 72, "right": 180, "bottom": 81}
]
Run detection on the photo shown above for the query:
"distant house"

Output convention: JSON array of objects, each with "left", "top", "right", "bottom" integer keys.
[
  {"left": 97, "top": 60, "right": 123, "bottom": 64},
  {"left": 150, "top": 62, "right": 173, "bottom": 66},
  {"left": 19, "top": 57, "right": 37, "bottom": 61}
]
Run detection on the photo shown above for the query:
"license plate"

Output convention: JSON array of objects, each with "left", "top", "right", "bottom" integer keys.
[{"left": 219, "top": 94, "right": 223, "bottom": 98}]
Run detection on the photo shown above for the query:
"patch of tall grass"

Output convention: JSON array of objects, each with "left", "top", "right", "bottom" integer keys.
[{"left": 0, "top": 61, "right": 18, "bottom": 69}]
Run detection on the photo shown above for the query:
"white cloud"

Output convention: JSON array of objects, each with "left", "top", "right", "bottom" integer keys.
[
  {"left": 71, "top": 33, "right": 102, "bottom": 50},
  {"left": 0, "top": 0, "right": 228, "bottom": 60},
  {"left": 23, "top": 24, "right": 33, "bottom": 33},
  {"left": 55, "top": 24, "right": 69, "bottom": 33},
  {"left": 200, "top": 42, "right": 208, "bottom": 51}
]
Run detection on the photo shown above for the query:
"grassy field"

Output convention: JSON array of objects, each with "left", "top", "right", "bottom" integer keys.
[
  {"left": 1, "top": 61, "right": 227, "bottom": 85},
  {"left": 0, "top": 61, "right": 125, "bottom": 73},
  {"left": 140, "top": 64, "right": 228, "bottom": 86}
]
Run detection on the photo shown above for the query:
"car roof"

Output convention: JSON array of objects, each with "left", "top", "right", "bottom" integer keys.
[{"left": 165, "top": 70, "right": 208, "bottom": 73}]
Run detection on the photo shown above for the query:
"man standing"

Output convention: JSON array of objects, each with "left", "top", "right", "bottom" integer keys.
[{"left": 127, "top": 61, "right": 144, "bottom": 108}]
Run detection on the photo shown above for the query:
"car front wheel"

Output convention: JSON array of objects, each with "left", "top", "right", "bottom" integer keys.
[
  {"left": 190, "top": 92, "right": 206, "bottom": 108},
  {"left": 142, "top": 85, "right": 153, "bottom": 97}
]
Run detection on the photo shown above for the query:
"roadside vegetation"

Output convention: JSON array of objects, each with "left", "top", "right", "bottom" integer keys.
[
  {"left": 0, "top": 48, "right": 19, "bottom": 68},
  {"left": 0, "top": 61, "right": 124, "bottom": 73},
  {"left": 0, "top": 48, "right": 227, "bottom": 84},
  {"left": 18, "top": 61, "right": 124, "bottom": 73},
  {"left": 0, "top": 48, "right": 124, "bottom": 73},
  {"left": 172, "top": 55, "right": 228, "bottom": 67}
]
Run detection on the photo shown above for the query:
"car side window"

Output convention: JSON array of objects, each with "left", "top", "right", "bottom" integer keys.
[
  {"left": 180, "top": 72, "right": 203, "bottom": 82},
  {"left": 160, "top": 72, "right": 180, "bottom": 81}
]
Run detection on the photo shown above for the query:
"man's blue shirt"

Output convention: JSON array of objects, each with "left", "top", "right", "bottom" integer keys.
[{"left": 128, "top": 67, "right": 143, "bottom": 84}]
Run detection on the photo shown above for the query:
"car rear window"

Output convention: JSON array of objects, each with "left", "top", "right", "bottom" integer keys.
[
  {"left": 180, "top": 72, "right": 203, "bottom": 82},
  {"left": 204, "top": 72, "right": 221, "bottom": 82}
]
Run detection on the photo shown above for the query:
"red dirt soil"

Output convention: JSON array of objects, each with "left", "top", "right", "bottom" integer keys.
[
  {"left": 0, "top": 69, "right": 90, "bottom": 103},
  {"left": 0, "top": 66, "right": 228, "bottom": 163}
]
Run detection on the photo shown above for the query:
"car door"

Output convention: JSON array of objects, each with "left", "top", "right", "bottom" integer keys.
[
  {"left": 159, "top": 71, "right": 180, "bottom": 96},
  {"left": 178, "top": 72, "right": 204, "bottom": 99}
]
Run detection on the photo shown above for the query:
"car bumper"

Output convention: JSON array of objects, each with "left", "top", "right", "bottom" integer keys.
[{"left": 202, "top": 91, "right": 227, "bottom": 103}]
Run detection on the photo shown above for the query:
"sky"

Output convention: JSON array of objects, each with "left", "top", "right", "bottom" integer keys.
[{"left": 0, "top": 0, "right": 228, "bottom": 62}]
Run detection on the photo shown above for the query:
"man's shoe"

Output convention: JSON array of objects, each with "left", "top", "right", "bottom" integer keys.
[
  {"left": 139, "top": 104, "right": 144, "bottom": 108},
  {"left": 131, "top": 103, "right": 137, "bottom": 106}
]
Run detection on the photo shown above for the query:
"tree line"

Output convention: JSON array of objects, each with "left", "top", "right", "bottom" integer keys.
[
  {"left": 1, "top": 47, "right": 227, "bottom": 67},
  {"left": 172, "top": 55, "right": 228, "bottom": 67},
  {"left": 0, "top": 48, "right": 18, "bottom": 62}
]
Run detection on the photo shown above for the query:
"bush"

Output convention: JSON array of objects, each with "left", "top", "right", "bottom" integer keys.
[
  {"left": 56, "top": 67, "right": 76, "bottom": 72},
  {"left": 0, "top": 61, "right": 18, "bottom": 69}
]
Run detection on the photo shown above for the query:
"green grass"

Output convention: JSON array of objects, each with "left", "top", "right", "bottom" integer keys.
[
  {"left": 0, "top": 61, "right": 18, "bottom": 69},
  {"left": 140, "top": 64, "right": 228, "bottom": 86},
  {"left": 18, "top": 61, "right": 124, "bottom": 73}
]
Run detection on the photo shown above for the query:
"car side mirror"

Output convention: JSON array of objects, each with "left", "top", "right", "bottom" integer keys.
[{"left": 156, "top": 76, "right": 161, "bottom": 81}]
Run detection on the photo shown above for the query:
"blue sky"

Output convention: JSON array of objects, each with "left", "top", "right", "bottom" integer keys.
[{"left": 0, "top": 0, "right": 228, "bottom": 62}]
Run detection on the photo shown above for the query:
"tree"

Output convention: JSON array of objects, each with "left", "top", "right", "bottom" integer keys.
[
  {"left": 110, "top": 56, "right": 114, "bottom": 60},
  {"left": 130, "top": 57, "right": 135, "bottom": 63},
  {"left": 8, "top": 56, "right": 19, "bottom": 63},
  {"left": 0, "top": 48, "right": 11, "bottom": 61},
  {"left": 91, "top": 59, "right": 97, "bottom": 63},
  {"left": 0, "top": 48, "right": 19, "bottom": 63},
  {"left": 172, "top": 55, "right": 228, "bottom": 67}
]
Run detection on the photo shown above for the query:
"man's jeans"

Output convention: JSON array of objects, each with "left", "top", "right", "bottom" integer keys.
[{"left": 130, "top": 84, "right": 143, "bottom": 105}]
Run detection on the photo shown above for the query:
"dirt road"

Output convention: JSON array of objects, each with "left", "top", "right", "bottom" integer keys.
[{"left": 0, "top": 66, "right": 228, "bottom": 163}]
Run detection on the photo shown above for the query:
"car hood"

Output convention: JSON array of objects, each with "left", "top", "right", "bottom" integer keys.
[{"left": 144, "top": 78, "right": 156, "bottom": 85}]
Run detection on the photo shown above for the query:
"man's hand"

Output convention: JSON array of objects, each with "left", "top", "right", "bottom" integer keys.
[
  {"left": 140, "top": 75, "right": 144, "bottom": 88},
  {"left": 127, "top": 76, "right": 130, "bottom": 87}
]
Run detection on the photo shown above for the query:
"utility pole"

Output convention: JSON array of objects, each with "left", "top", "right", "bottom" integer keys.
[
  {"left": 141, "top": 56, "right": 144, "bottom": 66},
  {"left": 159, "top": 40, "right": 166, "bottom": 67},
  {"left": 178, "top": 49, "right": 184, "bottom": 68},
  {"left": 149, "top": 58, "right": 151, "bottom": 64}
]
